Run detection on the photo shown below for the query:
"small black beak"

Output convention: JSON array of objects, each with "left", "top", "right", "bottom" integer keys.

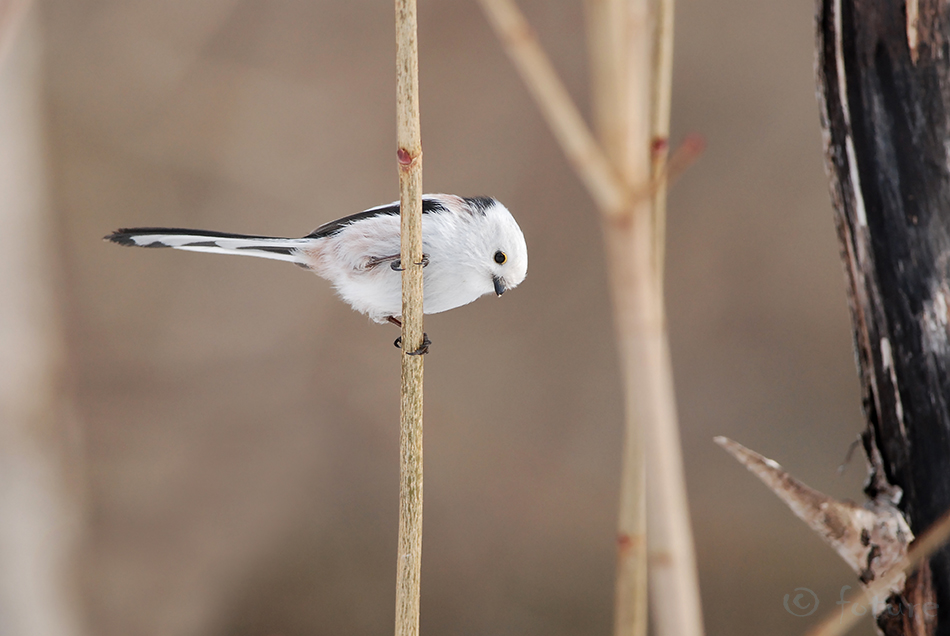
[{"left": 493, "top": 275, "right": 507, "bottom": 297}]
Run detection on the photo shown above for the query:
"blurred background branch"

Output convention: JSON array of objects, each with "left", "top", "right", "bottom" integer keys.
[
  {"left": 0, "top": 8, "right": 84, "bottom": 636},
  {"left": 0, "top": 0, "right": 32, "bottom": 65},
  {"left": 479, "top": 2, "right": 703, "bottom": 636}
]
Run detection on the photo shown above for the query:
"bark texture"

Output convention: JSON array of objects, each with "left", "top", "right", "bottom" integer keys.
[
  {"left": 394, "top": 1, "right": 425, "bottom": 635},
  {"left": 816, "top": 1, "right": 950, "bottom": 633}
]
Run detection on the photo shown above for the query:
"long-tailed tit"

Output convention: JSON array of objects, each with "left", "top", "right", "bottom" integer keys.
[{"left": 106, "top": 194, "right": 528, "bottom": 328}]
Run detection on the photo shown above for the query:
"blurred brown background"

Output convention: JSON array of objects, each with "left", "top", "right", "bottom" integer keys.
[{"left": 0, "top": 0, "right": 880, "bottom": 634}]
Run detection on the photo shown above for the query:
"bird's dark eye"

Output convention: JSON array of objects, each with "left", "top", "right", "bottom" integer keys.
[{"left": 494, "top": 250, "right": 507, "bottom": 265}]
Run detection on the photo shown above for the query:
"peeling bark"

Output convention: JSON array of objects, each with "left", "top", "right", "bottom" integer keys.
[{"left": 816, "top": 0, "right": 950, "bottom": 633}]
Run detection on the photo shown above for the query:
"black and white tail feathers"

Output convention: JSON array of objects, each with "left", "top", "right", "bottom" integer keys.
[{"left": 105, "top": 228, "right": 314, "bottom": 266}]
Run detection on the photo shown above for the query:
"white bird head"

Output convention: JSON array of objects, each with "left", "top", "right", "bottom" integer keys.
[{"left": 461, "top": 196, "right": 528, "bottom": 298}]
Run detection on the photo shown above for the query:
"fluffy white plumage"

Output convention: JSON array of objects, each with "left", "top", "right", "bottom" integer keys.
[{"left": 106, "top": 194, "right": 528, "bottom": 324}]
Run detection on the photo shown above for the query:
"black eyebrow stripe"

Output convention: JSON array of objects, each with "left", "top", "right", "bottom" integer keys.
[{"left": 463, "top": 196, "right": 496, "bottom": 214}]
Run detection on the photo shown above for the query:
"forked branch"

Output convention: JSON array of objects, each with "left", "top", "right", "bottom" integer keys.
[{"left": 478, "top": 2, "right": 704, "bottom": 636}]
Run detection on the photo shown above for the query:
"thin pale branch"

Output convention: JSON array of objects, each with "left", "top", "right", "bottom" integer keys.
[
  {"left": 586, "top": 0, "right": 627, "bottom": 163},
  {"left": 585, "top": 2, "right": 649, "bottom": 634},
  {"left": 609, "top": 134, "right": 707, "bottom": 211},
  {"left": 649, "top": 0, "right": 675, "bottom": 281},
  {"left": 394, "top": 1, "right": 425, "bottom": 635},
  {"left": 478, "top": 0, "right": 627, "bottom": 217},
  {"left": 480, "top": 0, "right": 699, "bottom": 219}
]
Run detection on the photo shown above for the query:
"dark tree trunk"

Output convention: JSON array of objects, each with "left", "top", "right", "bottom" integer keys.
[{"left": 816, "top": 1, "right": 950, "bottom": 634}]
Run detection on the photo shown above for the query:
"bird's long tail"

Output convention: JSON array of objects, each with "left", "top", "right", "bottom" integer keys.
[{"left": 105, "top": 228, "right": 314, "bottom": 266}]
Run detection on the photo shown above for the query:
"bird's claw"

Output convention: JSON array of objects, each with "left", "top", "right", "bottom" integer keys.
[
  {"left": 389, "top": 255, "right": 429, "bottom": 272},
  {"left": 394, "top": 333, "right": 431, "bottom": 355}
]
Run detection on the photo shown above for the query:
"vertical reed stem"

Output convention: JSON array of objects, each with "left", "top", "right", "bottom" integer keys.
[
  {"left": 585, "top": 2, "right": 649, "bottom": 635},
  {"left": 630, "top": 4, "right": 704, "bottom": 636},
  {"left": 394, "top": 1, "right": 425, "bottom": 635},
  {"left": 602, "top": 223, "right": 651, "bottom": 636},
  {"left": 479, "top": 2, "right": 704, "bottom": 636},
  {"left": 650, "top": 0, "right": 674, "bottom": 282}
]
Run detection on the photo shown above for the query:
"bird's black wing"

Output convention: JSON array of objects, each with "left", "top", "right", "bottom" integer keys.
[{"left": 306, "top": 198, "right": 451, "bottom": 238}]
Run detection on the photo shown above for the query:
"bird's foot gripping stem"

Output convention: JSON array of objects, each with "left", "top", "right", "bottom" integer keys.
[
  {"left": 387, "top": 316, "right": 430, "bottom": 355},
  {"left": 394, "top": 333, "right": 431, "bottom": 356},
  {"left": 389, "top": 255, "right": 429, "bottom": 271}
]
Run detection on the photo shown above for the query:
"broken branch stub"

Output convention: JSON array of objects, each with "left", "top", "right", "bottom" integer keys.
[{"left": 715, "top": 437, "right": 912, "bottom": 593}]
